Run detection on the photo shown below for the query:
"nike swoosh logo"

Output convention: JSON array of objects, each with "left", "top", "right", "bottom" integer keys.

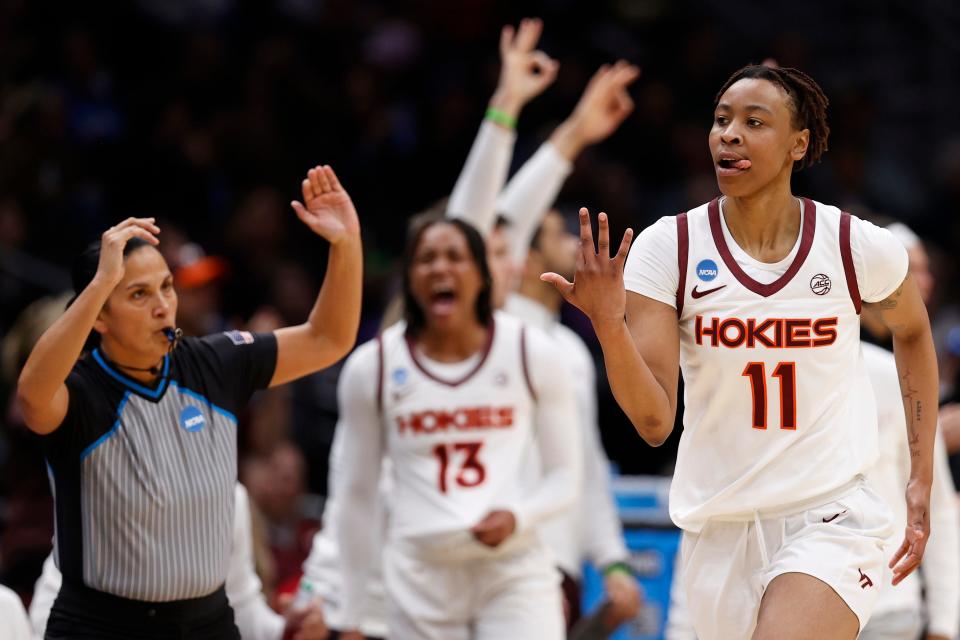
[
  {"left": 823, "top": 510, "right": 847, "bottom": 523},
  {"left": 691, "top": 284, "right": 727, "bottom": 299}
]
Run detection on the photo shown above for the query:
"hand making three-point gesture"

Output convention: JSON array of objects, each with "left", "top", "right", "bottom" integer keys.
[{"left": 541, "top": 208, "right": 634, "bottom": 332}]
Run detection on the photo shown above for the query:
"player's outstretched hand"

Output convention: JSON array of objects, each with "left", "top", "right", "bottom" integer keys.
[
  {"left": 889, "top": 479, "right": 931, "bottom": 585},
  {"left": 291, "top": 165, "right": 360, "bottom": 246},
  {"left": 541, "top": 208, "right": 633, "bottom": 334},
  {"left": 490, "top": 18, "right": 559, "bottom": 117},
  {"left": 566, "top": 60, "right": 640, "bottom": 148},
  {"left": 470, "top": 510, "right": 517, "bottom": 547},
  {"left": 97, "top": 217, "right": 161, "bottom": 287}
]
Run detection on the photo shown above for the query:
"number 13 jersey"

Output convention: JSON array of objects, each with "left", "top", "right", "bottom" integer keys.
[
  {"left": 624, "top": 198, "right": 908, "bottom": 532},
  {"left": 372, "top": 312, "right": 578, "bottom": 550}
]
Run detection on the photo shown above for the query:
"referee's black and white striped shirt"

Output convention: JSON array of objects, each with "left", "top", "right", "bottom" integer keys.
[{"left": 42, "top": 330, "right": 277, "bottom": 602}]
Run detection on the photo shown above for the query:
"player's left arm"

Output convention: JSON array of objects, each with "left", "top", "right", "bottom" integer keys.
[
  {"left": 865, "top": 271, "right": 938, "bottom": 584},
  {"left": 514, "top": 329, "right": 583, "bottom": 530},
  {"left": 271, "top": 165, "right": 362, "bottom": 387},
  {"left": 224, "top": 485, "right": 287, "bottom": 640}
]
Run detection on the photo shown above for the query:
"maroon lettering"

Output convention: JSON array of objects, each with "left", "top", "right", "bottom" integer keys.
[
  {"left": 696, "top": 317, "right": 838, "bottom": 350},
  {"left": 812, "top": 317, "right": 838, "bottom": 347},
  {"left": 695, "top": 315, "right": 720, "bottom": 346},
  {"left": 397, "top": 406, "right": 515, "bottom": 436},
  {"left": 785, "top": 319, "right": 811, "bottom": 347},
  {"left": 746, "top": 318, "right": 778, "bottom": 348},
  {"left": 719, "top": 318, "right": 747, "bottom": 348}
]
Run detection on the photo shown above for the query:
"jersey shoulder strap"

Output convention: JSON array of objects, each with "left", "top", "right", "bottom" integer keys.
[
  {"left": 676, "top": 212, "right": 689, "bottom": 316},
  {"left": 839, "top": 211, "right": 862, "bottom": 314}
]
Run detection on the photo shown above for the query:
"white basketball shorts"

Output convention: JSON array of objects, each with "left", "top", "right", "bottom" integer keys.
[
  {"left": 679, "top": 483, "right": 892, "bottom": 640},
  {"left": 382, "top": 536, "right": 565, "bottom": 640}
]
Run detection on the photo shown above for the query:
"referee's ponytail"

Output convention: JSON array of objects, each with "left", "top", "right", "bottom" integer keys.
[{"left": 67, "top": 236, "right": 153, "bottom": 352}]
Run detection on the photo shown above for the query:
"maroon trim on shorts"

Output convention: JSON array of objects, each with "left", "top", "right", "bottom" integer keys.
[
  {"left": 676, "top": 212, "right": 689, "bottom": 316},
  {"left": 404, "top": 319, "right": 496, "bottom": 387},
  {"left": 520, "top": 326, "right": 537, "bottom": 401},
  {"left": 839, "top": 211, "right": 862, "bottom": 314},
  {"left": 707, "top": 197, "right": 817, "bottom": 297}
]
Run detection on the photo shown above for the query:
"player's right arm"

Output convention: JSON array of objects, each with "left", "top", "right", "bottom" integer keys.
[
  {"left": 542, "top": 209, "right": 679, "bottom": 446},
  {"left": 497, "top": 60, "right": 639, "bottom": 261},
  {"left": 16, "top": 218, "right": 160, "bottom": 435},
  {"left": 446, "top": 18, "right": 558, "bottom": 232},
  {"left": 333, "top": 342, "right": 384, "bottom": 635}
]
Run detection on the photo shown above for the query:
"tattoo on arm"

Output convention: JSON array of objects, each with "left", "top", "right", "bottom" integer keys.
[
  {"left": 875, "top": 282, "right": 905, "bottom": 310},
  {"left": 902, "top": 368, "right": 922, "bottom": 458}
]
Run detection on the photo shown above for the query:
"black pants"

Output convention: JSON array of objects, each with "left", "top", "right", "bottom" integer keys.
[{"left": 45, "top": 580, "right": 240, "bottom": 639}]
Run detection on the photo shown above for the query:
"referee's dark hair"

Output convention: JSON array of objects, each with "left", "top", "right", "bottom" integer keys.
[
  {"left": 68, "top": 236, "right": 154, "bottom": 351},
  {"left": 401, "top": 217, "right": 493, "bottom": 337},
  {"left": 716, "top": 64, "right": 830, "bottom": 171}
]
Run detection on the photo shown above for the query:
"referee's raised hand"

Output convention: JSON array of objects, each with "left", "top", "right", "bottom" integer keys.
[
  {"left": 97, "top": 217, "right": 160, "bottom": 286},
  {"left": 291, "top": 165, "right": 360, "bottom": 246}
]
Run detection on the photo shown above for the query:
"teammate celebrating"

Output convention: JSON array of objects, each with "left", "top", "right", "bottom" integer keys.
[
  {"left": 543, "top": 65, "right": 939, "bottom": 640},
  {"left": 335, "top": 218, "right": 581, "bottom": 639}
]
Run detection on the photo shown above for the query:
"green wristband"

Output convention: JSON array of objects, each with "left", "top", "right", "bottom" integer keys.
[
  {"left": 485, "top": 107, "right": 518, "bottom": 130},
  {"left": 603, "top": 562, "right": 634, "bottom": 578}
]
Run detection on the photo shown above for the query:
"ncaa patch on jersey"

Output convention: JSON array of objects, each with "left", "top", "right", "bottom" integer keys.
[
  {"left": 180, "top": 405, "right": 206, "bottom": 432},
  {"left": 696, "top": 259, "right": 719, "bottom": 282},
  {"left": 392, "top": 368, "right": 408, "bottom": 385},
  {"left": 224, "top": 330, "right": 255, "bottom": 345}
]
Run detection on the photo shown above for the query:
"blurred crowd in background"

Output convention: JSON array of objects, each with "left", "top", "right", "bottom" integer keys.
[{"left": 2, "top": 0, "right": 960, "bottom": 609}]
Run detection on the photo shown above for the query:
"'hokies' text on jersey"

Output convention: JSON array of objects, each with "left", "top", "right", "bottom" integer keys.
[
  {"left": 396, "top": 407, "right": 515, "bottom": 435},
  {"left": 694, "top": 316, "right": 838, "bottom": 348}
]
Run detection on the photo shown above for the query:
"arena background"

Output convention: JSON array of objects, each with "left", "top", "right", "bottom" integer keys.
[{"left": 2, "top": 0, "right": 959, "bottom": 622}]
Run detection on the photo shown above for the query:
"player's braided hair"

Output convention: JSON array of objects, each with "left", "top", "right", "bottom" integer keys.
[{"left": 715, "top": 65, "right": 830, "bottom": 171}]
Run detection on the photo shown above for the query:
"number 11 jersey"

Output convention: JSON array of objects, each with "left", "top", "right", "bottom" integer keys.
[{"left": 624, "top": 197, "right": 908, "bottom": 532}]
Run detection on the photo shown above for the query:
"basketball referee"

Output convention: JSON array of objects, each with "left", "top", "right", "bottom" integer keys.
[{"left": 16, "top": 164, "right": 361, "bottom": 639}]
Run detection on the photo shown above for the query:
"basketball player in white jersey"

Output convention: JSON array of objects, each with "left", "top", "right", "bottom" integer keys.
[
  {"left": 543, "top": 65, "right": 939, "bottom": 640},
  {"left": 335, "top": 218, "right": 581, "bottom": 639},
  {"left": 859, "top": 223, "right": 958, "bottom": 640}
]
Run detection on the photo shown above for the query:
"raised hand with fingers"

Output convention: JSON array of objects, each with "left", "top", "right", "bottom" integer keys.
[
  {"left": 97, "top": 217, "right": 161, "bottom": 287},
  {"left": 290, "top": 165, "right": 360, "bottom": 246},
  {"left": 489, "top": 17, "right": 559, "bottom": 121},
  {"left": 551, "top": 60, "right": 641, "bottom": 159},
  {"left": 541, "top": 208, "right": 634, "bottom": 334}
]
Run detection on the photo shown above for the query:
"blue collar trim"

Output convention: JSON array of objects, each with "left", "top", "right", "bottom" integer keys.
[{"left": 92, "top": 349, "right": 169, "bottom": 399}]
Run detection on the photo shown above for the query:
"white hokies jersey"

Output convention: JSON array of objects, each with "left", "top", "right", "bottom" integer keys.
[
  {"left": 379, "top": 312, "right": 538, "bottom": 544},
  {"left": 625, "top": 197, "right": 908, "bottom": 532}
]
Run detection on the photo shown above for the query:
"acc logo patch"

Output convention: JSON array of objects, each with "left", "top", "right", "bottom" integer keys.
[
  {"left": 810, "top": 273, "right": 832, "bottom": 296},
  {"left": 224, "top": 330, "right": 254, "bottom": 345},
  {"left": 180, "top": 405, "right": 206, "bottom": 432},
  {"left": 696, "top": 259, "right": 719, "bottom": 282}
]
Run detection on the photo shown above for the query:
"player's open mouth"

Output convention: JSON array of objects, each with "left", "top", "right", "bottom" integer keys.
[
  {"left": 717, "top": 153, "right": 752, "bottom": 176},
  {"left": 430, "top": 288, "right": 458, "bottom": 315}
]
